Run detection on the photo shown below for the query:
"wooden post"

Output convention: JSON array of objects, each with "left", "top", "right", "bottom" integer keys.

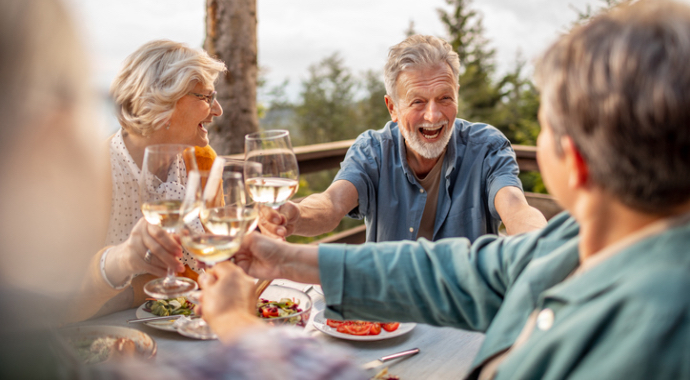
[{"left": 204, "top": 0, "right": 259, "bottom": 155}]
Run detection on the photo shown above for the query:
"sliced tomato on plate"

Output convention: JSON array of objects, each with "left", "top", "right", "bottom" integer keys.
[
  {"left": 326, "top": 319, "right": 344, "bottom": 328},
  {"left": 368, "top": 322, "right": 382, "bottom": 335},
  {"left": 337, "top": 321, "right": 372, "bottom": 336},
  {"left": 381, "top": 322, "right": 400, "bottom": 332}
]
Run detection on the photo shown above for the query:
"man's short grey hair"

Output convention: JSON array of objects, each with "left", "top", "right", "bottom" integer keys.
[
  {"left": 535, "top": 0, "right": 690, "bottom": 213},
  {"left": 110, "top": 40, "right": 226, "bottom": 137},
  {"left": 384, "top": 35, "right": 460, "bottom": 102}
]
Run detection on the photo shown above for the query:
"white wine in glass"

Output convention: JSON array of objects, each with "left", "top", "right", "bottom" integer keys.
[
  {"left": 141, "top": 200, "right": 184, "bottom": 231},
  {"left": 244, "top": 130, "right": 299, "bottom": 209},
  {"left": 139, "top": 144, "right": 200, "bottom": 299},
  {"left": 219, "top": 157, "right": 261, "bottom": 232}
]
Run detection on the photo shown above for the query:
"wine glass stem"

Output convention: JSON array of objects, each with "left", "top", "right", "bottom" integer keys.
[
  {"left": 164, "top": 267, "right": 176, "bottom": 284},
  {"left": 162, "top": 226, "right": 179, "bottom": 284}
]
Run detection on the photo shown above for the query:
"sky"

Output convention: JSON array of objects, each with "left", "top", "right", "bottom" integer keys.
[
  {"left": 65, "top": 0, "right": 609, "bottom": 88},
  {"left": 64, "top": 0, "right": 614, "bottom": 129}
]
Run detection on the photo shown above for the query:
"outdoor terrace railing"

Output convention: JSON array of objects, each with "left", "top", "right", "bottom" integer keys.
[{"left": 229, "top": 140, "right": 562, "bottom": 244}]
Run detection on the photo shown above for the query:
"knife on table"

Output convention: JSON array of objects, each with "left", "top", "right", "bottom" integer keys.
[
  {"left": 127, "top": 315, "right": 199, "bottom": 323},
  {"left": 362, "top": 348, "right": 420, "bottom": 370}
]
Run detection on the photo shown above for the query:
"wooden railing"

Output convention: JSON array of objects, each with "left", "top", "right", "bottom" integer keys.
[{"left": 231, "top": 140, "right": 561, "bottom": 244}]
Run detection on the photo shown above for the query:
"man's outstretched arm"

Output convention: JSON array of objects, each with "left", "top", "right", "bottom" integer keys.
[
  {"left": 495, "top": 186, "right": 548, "bottom": 235},
  {"left": 258, "top": 180, "right": 359, "bottom": 238}
]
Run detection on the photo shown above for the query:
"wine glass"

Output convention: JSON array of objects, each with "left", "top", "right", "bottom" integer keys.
[
  {"left": 183, "top": 171, "right": 246, "bottom": 266},
  {"left": 178, "top": 162, "right": 247, "bottom": 339},
  {"left": 244, "top": 130, "right": 299, "bottom": 209},
  {"left": 139, "top": 144, "right": 200, "bottom": 299},
  {"left": 219, "top": 157, "right": 262, "bottom": 233}
]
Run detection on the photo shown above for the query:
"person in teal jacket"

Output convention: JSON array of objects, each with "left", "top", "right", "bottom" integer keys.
[{"left": 198, "top": 1, "right": 690, "bottom": 379}]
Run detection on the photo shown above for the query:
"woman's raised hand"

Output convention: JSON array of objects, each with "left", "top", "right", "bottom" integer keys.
[{"left": 106, "top": 218, "right": 185, "bottom": 282}]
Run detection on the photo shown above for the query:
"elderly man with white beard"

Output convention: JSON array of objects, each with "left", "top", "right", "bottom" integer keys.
[{"left": 261, "top": 35, "right": 546, "bottom": 243}]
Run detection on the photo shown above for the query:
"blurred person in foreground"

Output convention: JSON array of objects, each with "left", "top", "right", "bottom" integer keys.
[
  {"left": 212, "top": 1, "right": 690, "bottom": 378},
  {"left": 76, "top": 40, "right": 229, "bottom": 320},
  {"left": 0, "top": 0, "right": 365, "bottom": 379},
  {"left": 0, "top": 0, "right": 109, "bottom": 376},
  {"left": 260, "top": 35, "right": 546, "bottom": 243}
]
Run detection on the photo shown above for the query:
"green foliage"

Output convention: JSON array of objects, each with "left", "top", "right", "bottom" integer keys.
[
  {"left": 286, "top": 54, "right": 391, "bottom": 214},
  {"left": 438, "top": 0, "right": 543, "bottom": 191},
  {"left": 490, "top": 57, "right": 541, "bottom": 146},
  {"left": 294, "top": 53, "right": 360, "bottom": 145},
  {"left": 570, "top": 0, "right": 631, "bottom": 27},
  {"left": 438, "top": 0, "right": 501, "bottom": 125},
  {"left": 288, "top": 54, "right": 391, "bottom": 147},
  {"left": 519, "top": 172, "right": 547, "bottom": 194},
  {"left": 357, "top": 70, "right": 391, "bottom": 136}
]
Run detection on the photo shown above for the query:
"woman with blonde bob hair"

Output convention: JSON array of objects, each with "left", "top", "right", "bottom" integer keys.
[{"left": 82, "top": 40, "right": 228, "bottom": 318}]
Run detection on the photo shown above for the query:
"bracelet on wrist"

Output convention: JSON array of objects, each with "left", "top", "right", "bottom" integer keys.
[{"left": 100, "top": 247, "right": 133, "bottom": 290}]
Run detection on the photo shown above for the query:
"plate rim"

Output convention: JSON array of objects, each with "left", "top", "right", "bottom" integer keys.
[
  {"left": 59, "top": 324, "right": 157, "bottom": 360},
  {"left": 312, "top": 310, "right": 415, "bottom": 341}
]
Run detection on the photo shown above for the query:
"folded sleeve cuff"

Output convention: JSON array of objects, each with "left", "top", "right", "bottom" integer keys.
[
  {"left": 488, "top": 176, "right": 523, "bottom": 220},
  {"left": 318, "top": 244, "right": 348, "bottom": 319}
]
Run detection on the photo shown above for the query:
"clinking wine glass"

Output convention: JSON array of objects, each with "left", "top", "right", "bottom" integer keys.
[
  {"left": 178, "top": 162, "right": 248, "bottom": 339},
  {"left": 139, "top": 144, "right": 200, "bottom": 299},
  {"left": 244, "top": 130, "right": 299, "bottom": 210},
  {"left": 219, "top": 157, "right": 261, "bottom": 233}
]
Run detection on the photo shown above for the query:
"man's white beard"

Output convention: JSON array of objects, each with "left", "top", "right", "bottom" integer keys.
[{"left": 400, "top": 121, "right": 454, "bottom": 159}]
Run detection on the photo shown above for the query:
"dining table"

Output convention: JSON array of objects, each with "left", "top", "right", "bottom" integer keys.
[{"left": 78, "top": 279, "right": 485, "bottom": 379}]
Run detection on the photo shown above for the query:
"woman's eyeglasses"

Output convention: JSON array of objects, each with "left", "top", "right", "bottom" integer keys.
[{"left": 188, "top": 91, "right": 217, "bottom": 106}]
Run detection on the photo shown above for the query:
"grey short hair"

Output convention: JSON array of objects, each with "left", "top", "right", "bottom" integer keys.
[
  {"left": 535, "top": 0, "right": 690, "bottom": 213},
  {"left": 110, "top": 40, "right": 226, "bottom": 136},
  {"left": 384, "top": 35, "right": 460, "bottom": 102}
]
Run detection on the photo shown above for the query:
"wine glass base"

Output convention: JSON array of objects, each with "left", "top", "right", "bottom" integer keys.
[
  {"left": 176, "top": 318, "right": 218, "bottom": 340},
  {"left": 186, "top": 290, "right": 202, "bottom": 305},
  {"left": 144, "top": 277, "right": 198, "bottom": 299}
]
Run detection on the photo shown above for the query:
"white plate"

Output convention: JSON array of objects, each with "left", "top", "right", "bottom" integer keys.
[
  {"left": 312, "top": 310, "right": 415, "bottom": 341},
  {"left": 60, "top": 325, "right": 157, "bottom": 362},
  {"left": 135, "top": 303, "right": 192, "bottom": 332}
]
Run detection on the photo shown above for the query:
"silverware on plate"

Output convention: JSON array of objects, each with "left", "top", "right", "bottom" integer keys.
[
  {"left": 361, "top": 347, "right": 420, "bottom": 370},
  {"left": 127, "top": 315, "right": 199, "bottom": 323}
]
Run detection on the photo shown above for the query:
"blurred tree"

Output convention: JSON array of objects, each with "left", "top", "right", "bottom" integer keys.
[
  {"left": 438, "top": 0, "right": 546, "bottom": 193},
  {"left": 294, "top": 53, "right": 360, "bottom": 145},
  {"left": 404, "top": 20, "right": 417, "bottom": 37},
  {"left": 204, "top": 0, "right": 258, "bottom": 154},
  {"left": 356, "top": 70, "right": 391, "bottom": 136},
  {"left": 571, "top": 0, "right": 630, "bottom": 26},
  {"left": 492, "top": 55, "right": 540, "bottom": 145},
  {"left": 438, "top": 0, "right": 501, "bottom": 126}
]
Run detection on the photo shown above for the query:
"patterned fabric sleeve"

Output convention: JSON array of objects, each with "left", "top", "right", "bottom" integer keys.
[{"left": 94, "top": 327, "right": 367, "bottom": 380}]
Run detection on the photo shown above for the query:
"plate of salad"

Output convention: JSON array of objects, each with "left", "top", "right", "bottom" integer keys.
[
  {"left": 135, "top": 297, "right": 195, "bottom": 332},
  {"left": 312, "top": 310, "right": 415, "bottom": 341}
]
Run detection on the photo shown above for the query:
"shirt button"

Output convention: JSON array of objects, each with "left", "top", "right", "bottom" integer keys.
[
  {"left": 536, "top": 308, "right": 555, "bottom": 331},
  {"left": 420, "top": 189, "right": 424, "bottom": 193},
  {"left": 409, "top": 227, "right": 414, "bottom": 233}
]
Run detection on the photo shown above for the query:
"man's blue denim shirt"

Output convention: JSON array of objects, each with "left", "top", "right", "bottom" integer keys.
[{"left": 333, "top": 119, "right": 522, "bottom": 242}]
